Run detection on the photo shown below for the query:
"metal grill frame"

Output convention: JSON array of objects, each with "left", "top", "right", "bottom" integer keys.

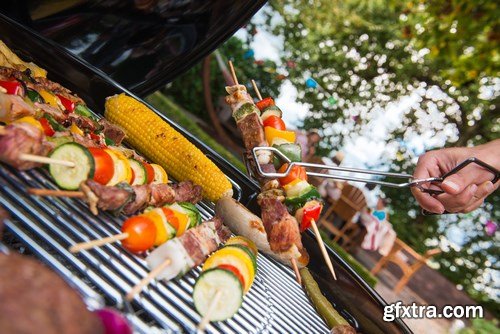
[{"left": 0, "top": 14, "right": 412, "bottom": 334}]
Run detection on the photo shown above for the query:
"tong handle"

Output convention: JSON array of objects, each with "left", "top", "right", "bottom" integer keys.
[{"left": 421, "top": 157, "right": 499, "bottom": 215}]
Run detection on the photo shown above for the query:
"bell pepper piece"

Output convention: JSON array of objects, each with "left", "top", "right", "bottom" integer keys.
[
  {"left": 255, "top": 97, "right": 275, "bottom": 111},
  {"left": 70, "top": 122, "right": 84, "bottom": 136},
  {"left": 56, "top": 94, "right": 75, "bottom": 112},
  {"left": 39, "top": 90, "right": 60, "bottom": 108},
  {"left": 26, "top": 89, "right": 44, "bottom": 103},
  {"left": 278, "top": 163, "right": 307, "bottom": 186},
  {"left": 0, "top": 80, "right": 22, "bottom": 95},
  {"left": 39, "top": 117, "right": 55, "bottom": 136},
  {"left": 301, "top": 203, "right": 322, "bottom": 232},
  {"left": 14, "top": 116, "right": 43, "bottom": 132},
  {"left": 264, "top": 126, "right": 296, "bottom": 145}
]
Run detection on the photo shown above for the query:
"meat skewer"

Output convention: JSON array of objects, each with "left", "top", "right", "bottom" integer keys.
[
  {"left": 28, "top": 179, "right": 202, "bottom": 216},
  {"left": 225, "top": 62, "right": 305, "bottom": 283},
  {"left": 127, "top": 217, "right": 231, "bottom": 300},
  {"left": 251, "top": 80, "right": 337, "bottom": 280}
]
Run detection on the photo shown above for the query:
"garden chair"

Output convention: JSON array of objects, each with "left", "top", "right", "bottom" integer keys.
[{"left": 371, "top": 238, "right": 442, "bottom": 293}]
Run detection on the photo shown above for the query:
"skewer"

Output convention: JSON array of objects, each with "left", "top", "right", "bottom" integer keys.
[
  {"left": 251, "top": 79, "right": 263, "bottom": 100},
  {"left": 197, "top": 289, "right": 223, "bottom": 332},
  {"left": 227, "top": 61, "right": 239, "bottom": 85},
  {"left": 290, "top": 258, "right": 302, "bottom": 285},
  {"left": 28, "top": 188, "right": 85, "bottom": 198},
  {"left": 19, "top": 153, "right": 75, "bottom": 167},
  {"left": 69, "top": 233, "right": 129, "bottom": 253},
  {"left": 126, "top": 258, "right": 172, "bottom": 301},
  {"left": 310, "top": 219, "right": 337, "bottom": 280}
]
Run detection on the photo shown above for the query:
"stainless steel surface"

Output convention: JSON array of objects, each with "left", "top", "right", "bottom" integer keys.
[
  {"left": 0, "top": 163, "right": 330, "bottom": 333},
  {"left": 250, "top": 147, "right": 500, "bottom": 193}
]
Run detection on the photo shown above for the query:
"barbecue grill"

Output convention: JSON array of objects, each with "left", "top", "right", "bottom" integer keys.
[{"left": 0, "top": 5, "right": 412, "bottom": 334}]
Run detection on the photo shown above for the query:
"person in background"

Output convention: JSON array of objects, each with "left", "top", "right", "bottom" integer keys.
[{"left": 412, "top": 139, "right": 499, "bottom": 213}]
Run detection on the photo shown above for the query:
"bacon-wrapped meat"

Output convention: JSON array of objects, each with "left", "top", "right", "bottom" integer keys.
[
  {"left": 79, "top": 179, "right": 202, "bottom": 215},
  {"left": 0, "top": 122, "right": 53, "bottom": 170},
  {"left": 146, "top": 217, "right": 230, "bottom": 281},
  {"left": 0, "top": 92, "right": 36, "bottom": 122}
]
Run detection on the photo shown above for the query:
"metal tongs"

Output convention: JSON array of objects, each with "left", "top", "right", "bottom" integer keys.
[{"left": 246, "top": 147, "right": 500, "bottom": 215}]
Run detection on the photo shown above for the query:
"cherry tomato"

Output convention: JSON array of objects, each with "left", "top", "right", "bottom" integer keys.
[
  {"left": 255, "top": 97, "right": 275, "bottom": 111},
  {"left": 121, "top": 216, "right": 156, "bottom": 253},
  {"left": 278, "top": 163, "right": 307, "bottom": 186},
  {"left": 142, "top": 162, "right": 155, "bottom": 184},
  {"left": 217, "top": 264, "right": 246, "bottom": 288},
  {"left": 39, "top": 118, "right": 55, "bottom": 137},
  {"left": 263, "top": 115, "right": 286, "bottom": 131},
  {"left": 88, "top": 147, "right": 115, "bottom": 185}
]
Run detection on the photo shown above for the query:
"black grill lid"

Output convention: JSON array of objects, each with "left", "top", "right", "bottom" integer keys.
[{"left": 1, "top": 0, "right": 267, "bottom": 97}]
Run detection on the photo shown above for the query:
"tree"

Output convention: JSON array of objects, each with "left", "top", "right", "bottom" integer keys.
[{"left": 264, "top": 0, "right": 499, "bottom": 315}]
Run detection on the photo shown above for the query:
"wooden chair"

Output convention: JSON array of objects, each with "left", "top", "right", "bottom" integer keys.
[
  {"left": 318, "top": 184, "right": 367, "bottom": 250},
  {"left": 371, "top": 238, "right": 442, "bottom": 293}
]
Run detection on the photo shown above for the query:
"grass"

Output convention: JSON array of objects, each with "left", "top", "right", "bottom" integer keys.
[
  {"left": 145, "top": 92, "right": 246, "bottom": 172},
  {"left": 146, "top": 91, "right": 378, "bottom": 288}
]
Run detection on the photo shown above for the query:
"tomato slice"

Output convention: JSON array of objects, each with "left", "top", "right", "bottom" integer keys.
[
  {"left": 301, "top": 203, "right": 322, "bottom": 232},
  {"left": 39, "top": 118, "right": 55, "bottom": 137},
  {"left": 278, "top": 163, "right": 307, "bottom": 186},
  {"left": 88, "top": 148, "right": 115, "bottom": 185},
  {"left": 263, "top": 115, "right": 286, "bottom": 130},
  {"left": 255, "top": 97, "right": 275, "bottom": 111},
  {"left": 121, "top": 216, "right": 156, "bottom": 253},
  {"left": 142, "top": 162, "right": 155, "bottom": 184},
  {"left": 217, "top": 264, "right": 246, "bottom": 289}
]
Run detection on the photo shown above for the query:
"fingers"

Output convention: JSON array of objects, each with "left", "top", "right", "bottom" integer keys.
[
  {"left": 411, "top": 187, "right": 445, "bottom": 214},
  {"left": 443, "top": 181, "right": 498, "bottom": 213}
]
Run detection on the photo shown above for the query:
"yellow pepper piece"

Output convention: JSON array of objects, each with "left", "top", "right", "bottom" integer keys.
[
  {"left": 202, "top": 247, "right": 255, "bottom": 293},
  {"left": 150, "top": 163, "right": 168, "bottom": 184},
  {"left": 39, "top": 90, "right": 60, "bottom": 108},
  {"left": 283, "top": 178, "right": 303, "bottom": 193},
  {"left": 104, "top": 149, "right": 133, "bottom": 185},
  {"left": 69, "top": 122, "right": 84, "bottom": 136},
  {"left": 14, "top": 116, "right": 43, "bottom": 132},
  {"left": 264, "top": 126, "right": 296, "bottom": 145},
  {"left": 142, "top": 210, "right": 168, "bottom": 246},
  {"left": 172, "top": 209, "right": 189, "bottom": 236}
]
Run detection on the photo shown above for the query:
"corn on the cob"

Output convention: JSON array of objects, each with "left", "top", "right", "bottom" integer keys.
[{"left": 105, "top": 94, "right": 233, "bottom": 201}]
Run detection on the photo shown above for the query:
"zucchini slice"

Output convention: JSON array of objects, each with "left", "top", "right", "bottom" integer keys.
[
  {"left": 193, "top": 268, "right": 243, "bottom": 321},
  {"left": 129, "top": 158, "right": 147, "bottom": 185},
  {"left": 49, "top": 143, "right": 94, "bottom": 190}
]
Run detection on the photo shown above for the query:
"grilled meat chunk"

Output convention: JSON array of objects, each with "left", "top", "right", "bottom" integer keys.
[
  {"left": 0, "top": 123, "right": 53, "bottom": 170},
  {"left": 0, "top": 92, "right": 35, "bottom": 122},
  {"left": 0, "top": 252, "right": 103, "bottom": 334},
  {"left": 149, "top": 183, "right": 176, "bottom": 206},
  {"left": 237, "top": 112, "right": 267, "bottom": 150},
  {"left": 122, "top": 184, "right": 151, "bottom": 215},
  {"left": 260, "top": 198, "right": 303, "bottom": 253},
  {"left": 80, "top": 180, "right": 133, "bottom": 215},
  {"left": 98, "top": 118, "right": 126, "bottom": 145},
  {"left": 172, "top": 180, "right": 203, "bottom": 204}
]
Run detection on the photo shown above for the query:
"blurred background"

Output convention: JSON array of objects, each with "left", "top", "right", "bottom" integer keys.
[{"left": 145, "top": 1, "right": 498, "bottom": 333}]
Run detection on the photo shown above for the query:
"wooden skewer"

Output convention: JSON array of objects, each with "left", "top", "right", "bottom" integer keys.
[
  {"left": 20, "top": 153, "right": 76, "bottom": 167},
  {"left": 251, "top": 79, "right": 263, "bottom": 100},
  {"left": 126, "top": 258, "right": 172, "bottom": 301},
  {"left": 290, "top": 257, "right": 302, "bottom": 285},
  {"left": 28, "top": 188, "right": 85, "bottom": 198},
  {"left": 69, "top": 233, "right": 129, "bottom": 253},
  {"left": 197, "top": 289, "right": 223, "bottom": 332},
  {"left": 227, "top": 61, "right": 239, "bottom": 85},
  {"left": 310, "top": 219, "right": 337, "bottom": 280}
]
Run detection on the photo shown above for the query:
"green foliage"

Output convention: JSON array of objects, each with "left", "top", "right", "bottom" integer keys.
[
  {"left": 162, "top": 36, "right": 283, "bottom": 120},
  {"left": 145, "top": 92, "right": 246, "bottom": 172},
  {"left": 265, "top": 0, "right": 499, "bottom": 316},
  {"left": 458, "top": 318, "right": 500, "bottom": 334}
]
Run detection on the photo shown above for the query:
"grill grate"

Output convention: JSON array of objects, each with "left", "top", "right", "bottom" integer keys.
[{"left": 0, "top": 163, "right": 330, "bottom": 333}]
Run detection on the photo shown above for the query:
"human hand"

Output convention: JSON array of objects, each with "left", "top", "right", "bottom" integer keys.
[{"left": 412, "top": 140, "right": 500, "bottom": 214}]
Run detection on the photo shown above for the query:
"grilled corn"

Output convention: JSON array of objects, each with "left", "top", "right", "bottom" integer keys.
[{"left": 105, "top": 94, "right": 233, "bottom": 201}]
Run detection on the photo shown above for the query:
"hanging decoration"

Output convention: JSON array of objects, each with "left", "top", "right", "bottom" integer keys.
[{"left": 243, "top": 49, "right": 255, "bottom": 60}]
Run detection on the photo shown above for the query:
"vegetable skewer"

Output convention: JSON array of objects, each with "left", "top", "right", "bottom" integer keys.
[
  {"left": 251, "top": 81, "right": 337, "bottom": 280},
  {"left": 225, "top": 62, "right": 306, "bottom": 284}
]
